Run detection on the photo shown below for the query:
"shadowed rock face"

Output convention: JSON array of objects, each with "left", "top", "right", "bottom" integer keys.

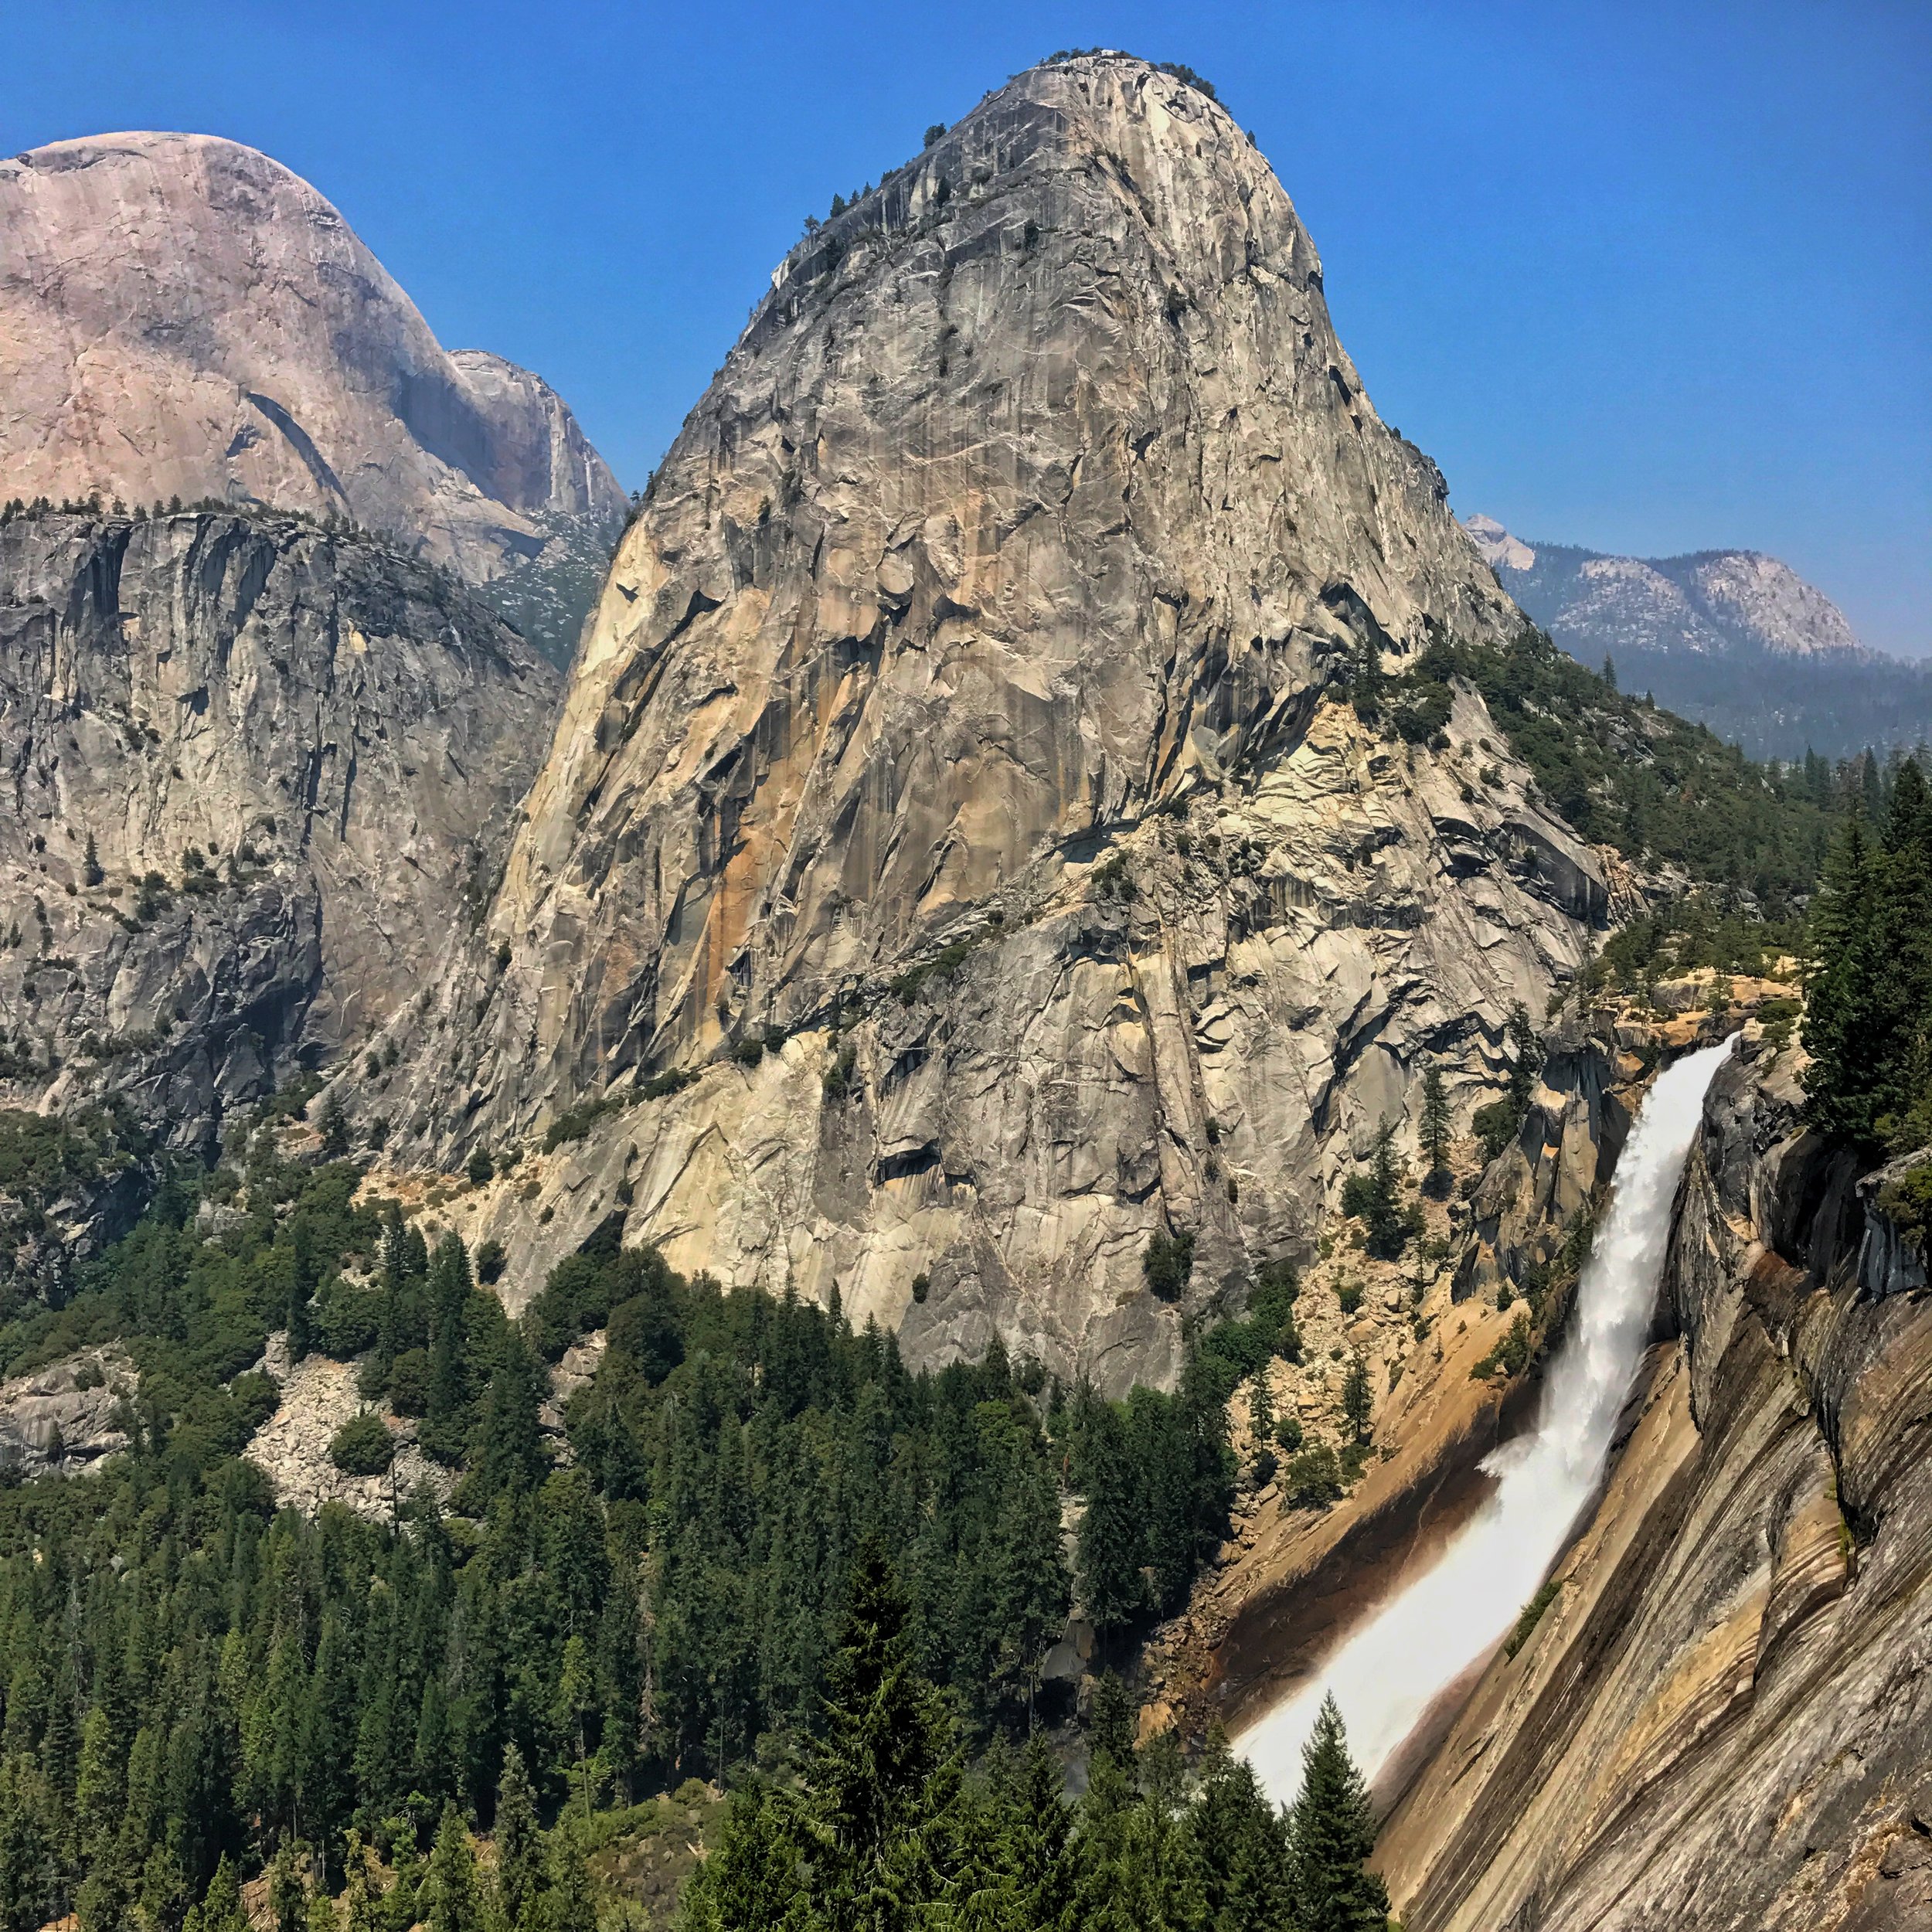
[
  {"left": 1379, "top": 1041, "right": 1932, "bottom": 1930},
  {"left": 0, "top": 509, "right": 560, "bottom": 1177},
  {"left": 369, "top": 56, "right": 1604, "bottom": 1387},
  {"left": 0, "top": 133, "right": 625, "bottom": 602}
]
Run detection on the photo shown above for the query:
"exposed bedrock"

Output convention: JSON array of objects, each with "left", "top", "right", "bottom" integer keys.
[
  {"left": 0, "top": 509, "right": 559, "bottom": 1272},
  {"left": 1381, "top": 1039, "right": 1932, "bottom": 1931},
  {"left": 368, "top": 55, "right": 1604, "bottom": 1385},
  {"left": 0, "top": 133, "right": 626, "bottom": 594}
]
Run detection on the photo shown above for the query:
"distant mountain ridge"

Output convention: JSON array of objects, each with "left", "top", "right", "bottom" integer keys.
[
  {"left": 1464, "top": 514, "right": 1930, "bottom": 760},
  {"left": 0, "top": 131, "right": 626, "bottom": 662}
]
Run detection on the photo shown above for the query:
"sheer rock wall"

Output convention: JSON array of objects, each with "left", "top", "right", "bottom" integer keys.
[
  {"left": 0, "top": 509, "right": 559, "bottom": 1182},
  {"left": 366, "top": 56, "right": 1604, "bottom": 1386}
]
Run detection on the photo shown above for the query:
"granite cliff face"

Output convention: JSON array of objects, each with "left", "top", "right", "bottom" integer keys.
[
  {"left": 1379, "top": 1038, "right": 1932, "bottom": 1930},
  {"left": 369, "top": 55, "right": 1604, "bottom": 1386},
  {"left": 0, "top": 506, "right": 559, "bottom": 1265},
  {"left": 0, "top": 133, "right": 626, "bottom": 657}
]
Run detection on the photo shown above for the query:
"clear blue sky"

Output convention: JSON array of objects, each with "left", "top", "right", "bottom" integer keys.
[{"left": 6, "top": 1, "right": 1927, "bottom": 651}]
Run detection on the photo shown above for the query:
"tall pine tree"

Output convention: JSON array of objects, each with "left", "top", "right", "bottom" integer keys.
[
  {"left": 1802, "top": 815, "right": 1882, "bottom": 1145},
  {"left": 1289, "top": 1695, "right": 1389, "bottom": 1932},
  {"left": 794, "top": 1543, "right": 961, "bottom": 1930},
  {"left": 1420, "top": 1064, "right": 1452, "bottom": 1189}
]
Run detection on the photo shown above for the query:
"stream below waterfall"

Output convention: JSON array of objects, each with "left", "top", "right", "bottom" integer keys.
[{"left": 1238, "top": 1036, "right": 1734, "bottom": 1800}]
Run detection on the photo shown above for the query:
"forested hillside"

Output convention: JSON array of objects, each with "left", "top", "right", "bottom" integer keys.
[
  {"left": 0, "top": 1103, "right": 1265, "bottom": 1930},
  {"left": 1359, "top": 625, "right": 1852, "bottom": 908}
]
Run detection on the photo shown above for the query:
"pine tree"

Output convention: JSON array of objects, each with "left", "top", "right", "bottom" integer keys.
[
  {"left": 673, "top": 1781, "right": 800, "bottom": 1932},
  {"left": 1247, "top": 1369, "right": 1278, "bottom": 1485},
  {"left": 1076, "top": 1400, "right": 1147, "bottom": 1636},
  {"left": 1342, "top": 1128, "right": 1411, "bottom": 1260},
  {"left": 184, "top": 1854, "right": 250, "bottom": 1932},
  {"left": 1073, "top": 1747, "right": 1205, "bottom": 1932},
  {"left": 1134, "top": 1391, "right": 1196, "bottom": 1618},
  {"left": 268, "top": 1839, "right": 306, "bottom": 1932},
  {"left": 1802, "top": 815, "right": 1881, "bottom": 1145},
  {"left": 1289, "top": 1694, "right": 1389, "bottom": 1932},
  {"left": 795, "top": 1542, "right": 960, "bottom": 1927},
  {"left": 1869, "top": 760, "right": 1932, "bottom": 1143},
  {"left": 467, "top": 1329, "right": 546, "bottom": 1504},
  {"left": 423, "top": 1235, "right": 475, "bottom": 1461},
  {"left": 1087, "top": 1672, "right": 1137, "bottom": 1774},
  {"left": 340, "top": 1836, "right": 383, "bottom": 1932},
  {"left": 425, "top": 1804, "right": 483, "bottom": 1932},
  {"left": 493, "top": 1744, "right": 543, "bottom": 1929},
  {"left": 554, "top": 1634, "right": 596, "bottom": 1811},
  {"left": 1505, "top": 1005, "right": 1543, "bottom": 1112},
  {"left": 981, "top": 1437, "right": 1072, "bottom": 1723},
  {"left": 1005, "top": 1730, "right": 1078, "bottom": 1932},
  {"left": 305, "top": 1615, "right": 356, "bottom": 1879},
  {"left": 73, "top": 1700, "right": 128, "bottom": 1885},
  {"left": 1341, "top": 1355, "right": 1372, "bottom": 1444},
  {"left": 413, "top": 1679, "right": 455, "bottom": 1806},
  {"left": 1189, "top": 1728, "right": 1296, "bottom": 1932},
  {"left": 1419, "top": 1064, "right": 1451, "bottom": 1185}
]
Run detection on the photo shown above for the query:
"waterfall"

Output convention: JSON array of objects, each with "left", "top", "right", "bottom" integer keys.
[{"left": 1238, "top": 1036, "right": 1733, "bottom": 1798}]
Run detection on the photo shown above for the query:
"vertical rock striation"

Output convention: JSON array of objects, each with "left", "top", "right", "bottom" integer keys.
[
  {"left": 1379, "top": 1039, "right": 1932, "bottom": 1930},
  {"left": 0, "top": 509, "right": 560, "bottom": 1182}
]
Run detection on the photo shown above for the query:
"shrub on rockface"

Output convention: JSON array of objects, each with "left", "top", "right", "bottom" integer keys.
[
  {"left": 1283, "top": 1444, "right": 1343, "bottom": 1510},
  {"left": 328, "top": 1410, "right": 395, "bottom": 1476},
  {"left": 1339, "top": 1128, "right": 1417, "bottom": 1260},
  {"left": 1144, "top": 1228, "right": 1196, "bottom": 1301}
]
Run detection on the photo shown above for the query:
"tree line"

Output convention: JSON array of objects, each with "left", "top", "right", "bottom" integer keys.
[
  {"left": 679, "top": 1543, "right": 1389, "bottom": 1932},
  {"left": 1802, "top": 756, "right": 1932, "bottom": 1155},
  {"left": 0, "top": 1112, "right": 1261, "bottom": 1927}
]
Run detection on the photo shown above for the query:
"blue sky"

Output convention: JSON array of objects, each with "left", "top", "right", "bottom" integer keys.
[{"left": 6, "top": 2, "right": 1927, "bottom": 651}]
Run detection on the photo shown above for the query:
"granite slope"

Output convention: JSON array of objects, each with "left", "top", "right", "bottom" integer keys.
[
  {"left": 0, "top": 506, "right": 560, "bottom": 1279},
  {"left": 1379, "top": 1038, "right": 1932, "bottom": 1930},
  {"left": 366, "top": 55, "right": 1606, "bottom": 1386}
]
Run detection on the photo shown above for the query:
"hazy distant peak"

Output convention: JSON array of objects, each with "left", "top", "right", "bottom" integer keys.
[
  {"left": 1466, "top": 515, "right": 1864, "bottom": 662},
  {"left": 0, "top": 130, "right": 624, "bottom": 594},
  {"left": 1685, "top": 549, "right": 1862, "bottom": 659},
  {"left": 1463, "top": 512, "right": 1536, "bottom": 573}
]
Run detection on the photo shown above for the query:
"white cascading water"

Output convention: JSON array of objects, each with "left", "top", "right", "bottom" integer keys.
[{"left": 1239, "top": 1036, "right": 1733, "bottom": 1798}]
